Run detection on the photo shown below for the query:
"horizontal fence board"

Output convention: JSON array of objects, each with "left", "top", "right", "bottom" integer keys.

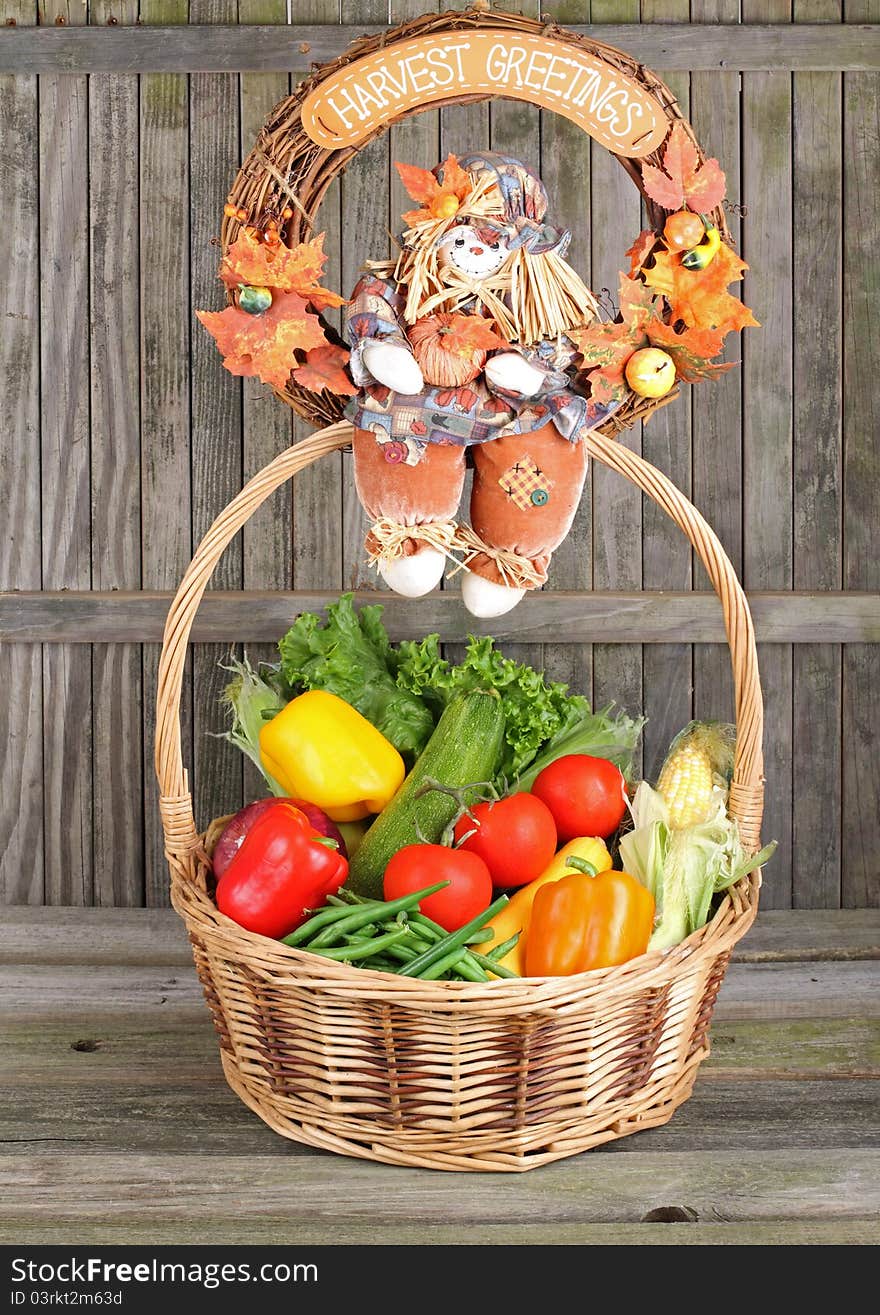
[
  {"left": 0, "top": 23, "right": 878, "bottom": 73},
  {"left": 1, "top": 590, "right": 878, "bottom": 644}
]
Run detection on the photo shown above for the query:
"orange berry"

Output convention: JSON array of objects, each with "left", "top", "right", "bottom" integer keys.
[
  {"left": 663, "top": 210, "right": 705, "bottom": 251},
  {"left": 236, "top": 207, "right": 248, "bottom": 222},
  {"left": 223, "top": 202, "right": 237, "bottom": 218},
  {"left": 281, "top": 206, "right": 293, "bottom": 220}
]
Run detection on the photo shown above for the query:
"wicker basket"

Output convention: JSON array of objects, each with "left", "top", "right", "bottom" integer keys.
[{"left": 155, "top": 419, "right": 765, "bottom": 1172}]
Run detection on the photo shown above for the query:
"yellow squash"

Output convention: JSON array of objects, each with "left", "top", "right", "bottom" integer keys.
[
  {"left": 259, "top": 690, "right": 405, "bottom": 822},
  {"left": 482, "top": 836, "right": 612, "bottom": 975}
]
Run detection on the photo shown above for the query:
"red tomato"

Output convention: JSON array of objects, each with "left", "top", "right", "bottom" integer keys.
[
  {"left": 383, "top": 844, "right": 492, "bottom": 932},
  {"left": 452, "top": 793, "right": 557, "bottom": 888},
  {"left": 531, "top": 755, "right": 628, "bottom": 842}
]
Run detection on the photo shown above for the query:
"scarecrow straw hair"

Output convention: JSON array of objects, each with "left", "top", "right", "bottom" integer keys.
[{"left": 377, "top": 170, "right": 599, "bottom": 344}]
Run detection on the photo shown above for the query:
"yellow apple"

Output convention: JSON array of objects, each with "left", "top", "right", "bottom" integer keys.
[{"left": 625, "top": 348, "right": 676, "bottom": 398}]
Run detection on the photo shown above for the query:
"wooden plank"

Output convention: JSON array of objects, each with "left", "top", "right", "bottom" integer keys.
[
  {"left": 292, "top": 0, "right": 345, "bottom": 599},
  {"left": 237, "top": 1, "right": 293, "bottom": 801},
  {"left": 540, "top": 0, "right": 593, "bottom": 703},
  {"left": 589, "top": 0, "right": 644, "bottom": 778},
  {"left": 3, "top": 589, "right": 879, "bottom": 644},
  {"left": 38, "top": 0, "right": 93, "bottom": 906},
  {"left": 639, "top": 0, "right": 693, "bottom": 783},
  {"left": 3, "top": 906, "right": 876, "bottom": 966},
  {"left": 792, "top": 0, "right": 843, "bottom": 910},
  {"left": 1, "top": 1070, "right": 875, "bottom": 1156},
  {"left": 140, "top": 0, "right": 192, "bottom": 908},
  {"left": 742, "top": 0, "right": 794, "bottom": 908},
  {"left": 0, "top": 0, "right": 42, "bottom": 906},
  {"left": 2, "top": 1149, "right": 876, "bottom": 1223},
  {"left": 89, "top": 0, "right": 145, "bottom": 908},
  {"left": 189, "top": 0, "right": 246, "bottom": 838},
  {"left": 690, "top": 0, "right": 742, "bottom": 739},
  {"left": 842, "top": 0, "right": 880, "bottom": 909},
  {"left": 239, "top": 0, "right": 292, "bottom": 599},
  {"left": 2, "top": 1216, "right": 876, "bottom": 1246},
  {"left": 3, "top": 957, "right": 875, "bottom": 1022},
  {"left": 340, "top": 0, "right": 391, "bottom": 593},
  {"left": 2, "top": 24, "right": 879, "bottom": 74},
  {"left": 4, "top": 1012, "right": 875, "bottom": 1082}
]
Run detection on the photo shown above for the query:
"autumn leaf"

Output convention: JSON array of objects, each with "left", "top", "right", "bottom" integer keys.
[
  {"left": 647, "top": 320, "right": 735, "bottom": 383},
  {"left": 396, "top": 152, "right": 473, "bottom": 227},
  {"left": 644, "top": 241, "right": 760, "bottom": 335},
  {"left": 625, "top": 229, "right": 658, "bottom": 276},
  {"left": 219, "top": 230, "right": 344, "bottom": 308},
  {"left": 293, "top": 343, "right": 357, "bottom": 396},
  {"left": 439, "top": 313, "right": 508, "bottom": 358},
  {"left": 568, "top": 275, "right": 664, "bottom": 403},
  {"left": 197, "top": 291, "right": 327, "bottom": 391},
  {"left": 641, "top": 123, "right": 727, "bottom": 213}
]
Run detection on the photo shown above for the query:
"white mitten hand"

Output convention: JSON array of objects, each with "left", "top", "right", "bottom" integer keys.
[
  {"left": 362, "top": 340, "right": 424, "bottom": 395},
  {"left": 485, "top": 351, "right": 546, "bottom": 399}
]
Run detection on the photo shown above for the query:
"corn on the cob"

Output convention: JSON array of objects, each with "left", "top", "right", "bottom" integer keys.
[{"left": 655, "top": 721, "right": 736, "bottom": 830}]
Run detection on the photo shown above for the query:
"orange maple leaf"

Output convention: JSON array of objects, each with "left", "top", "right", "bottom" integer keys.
[
  {"left": 644, "top": 241, "right": 760, "bottom": 336},
  {"left": 642, "top": 123, "right": 727, "bottom": 213},
  {"left": 438, "top": 313, "right": 508, "bottom": 359},
  {"left": 219, "top": 230, "right": 344, "bottom": 309},
  {"left": 197, "top": 291, "right": 327, "bottom": 391},
  {"left": 293, "top": 343, "right": 357, "bottom": 396},
  {"left": 625, "top": 229, "right": 658, "bottom": 277},
  {"left": 396, "top": 153, "right": 473, "bottom": 227},
  {"left": 569, "top": 276, "right": 662, "bottom": 404},
  {"left": 647, "top": 320, "right": 735, "bottom": 383}
]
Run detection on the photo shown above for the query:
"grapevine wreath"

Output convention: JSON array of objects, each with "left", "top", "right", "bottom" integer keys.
[{"left": 197, "top": 5, "right": 756, "bottom": 618}]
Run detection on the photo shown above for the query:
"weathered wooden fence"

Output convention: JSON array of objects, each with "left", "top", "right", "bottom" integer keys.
[{"left": 1, "top": 2, "right": 878, "bottom": 910}]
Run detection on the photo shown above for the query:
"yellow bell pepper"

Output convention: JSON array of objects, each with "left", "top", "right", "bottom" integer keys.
[
  {"left": 482, "top": 837, "right": 612, "bottom": 974},
  {"left": 259, "top": 690, "right": 405, "bottom": 822}
]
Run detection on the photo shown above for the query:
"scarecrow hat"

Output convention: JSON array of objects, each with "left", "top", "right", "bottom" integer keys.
[{"left": 440, "top": 151, "right": 572, "bottom": 258}]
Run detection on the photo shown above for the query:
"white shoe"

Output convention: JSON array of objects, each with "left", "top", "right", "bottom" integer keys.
[
  {"left": 461, "top": 571, "right": 526, "bottom": 618},
  {"left": 378, "top": 547, "right": 446, "bottom": 598}
]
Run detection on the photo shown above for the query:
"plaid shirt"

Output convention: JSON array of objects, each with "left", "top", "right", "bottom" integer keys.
[{"left": 344, "top": 274, "right": 616, "bottom": 455}]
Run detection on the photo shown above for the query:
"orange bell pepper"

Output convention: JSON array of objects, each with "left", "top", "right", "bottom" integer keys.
[
  {"left": 524, "top": 858, "right": 655, "bottom": 976},
  {"left": 482, "top": 837, "right": 612, "bottom": 974}
]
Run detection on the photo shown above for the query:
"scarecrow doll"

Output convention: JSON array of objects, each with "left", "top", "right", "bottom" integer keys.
[{"left": 345, "top": 152, "right": 616, "bottom": 618}]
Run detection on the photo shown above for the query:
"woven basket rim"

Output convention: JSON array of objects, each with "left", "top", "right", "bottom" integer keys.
[
  {"left": 175, "top": 830, "right": 759, "bottom": 1001},
  {"left": 221, "top": 2, "right": 732, "bottom": 434}
]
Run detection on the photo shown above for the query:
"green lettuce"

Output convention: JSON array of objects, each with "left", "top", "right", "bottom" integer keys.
[
  {"left": 278, "top": 594, "right": 435, "bottom": 755},
  {"left": 273, "top": 594, "right": 643, "bottom": 786}
]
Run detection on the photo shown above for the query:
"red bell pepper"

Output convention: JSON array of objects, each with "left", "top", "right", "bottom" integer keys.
[{"left": 215, "top": 801, "right": 349, "bottom": 939}]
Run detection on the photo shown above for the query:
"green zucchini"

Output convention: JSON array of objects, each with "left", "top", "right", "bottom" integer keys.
[{"left": 346, "top": 690, "right": 505, "bottom": 899}]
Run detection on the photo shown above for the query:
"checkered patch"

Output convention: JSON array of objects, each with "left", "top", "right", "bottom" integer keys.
[{"left": 498, "top": 457, "right": 551, "bottom": 511}]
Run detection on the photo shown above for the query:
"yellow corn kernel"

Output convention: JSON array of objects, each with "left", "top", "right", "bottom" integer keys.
[{"left": 656, "top": 742, "right": 716, "bottom": 829}]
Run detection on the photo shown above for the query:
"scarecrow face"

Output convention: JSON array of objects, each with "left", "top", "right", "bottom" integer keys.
[{"left": 436, "top": 224, "right": 510, "bottom": 280}]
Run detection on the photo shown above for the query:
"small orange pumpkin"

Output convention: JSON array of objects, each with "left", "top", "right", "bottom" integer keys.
[{"left": 409, "top": 312, "right": 489, "bottom": 388}]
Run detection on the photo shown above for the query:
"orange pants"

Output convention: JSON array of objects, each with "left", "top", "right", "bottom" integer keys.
[{"left": 353, "top": 424, "right": 589, "bottom": 587}]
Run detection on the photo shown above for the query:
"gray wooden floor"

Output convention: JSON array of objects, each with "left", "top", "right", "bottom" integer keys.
[{"left": 1, "top": 907, "right": 878, "bottom": 1245}]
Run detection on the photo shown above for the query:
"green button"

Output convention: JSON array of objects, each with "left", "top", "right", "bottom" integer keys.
[{"left": 530, "top": 488, "right": 549, "bottom": 506}]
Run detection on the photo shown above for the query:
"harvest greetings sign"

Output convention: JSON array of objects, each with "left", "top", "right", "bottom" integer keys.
[{"left": 302, "top": 31, "right": 668, "bottom": 158}]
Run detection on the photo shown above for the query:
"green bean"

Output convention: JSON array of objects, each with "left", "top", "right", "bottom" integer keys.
[
  {"left": 416, "top": 947, "right": 476, "bottom": 981},
  {"left": 398, "top": 894, "right": 509, "bottom": 978},
  {"left": 305, "top": 928, "right": 411, "bottom": 961},
  {"left": 290, "top": 882, "right": 449, "bottom": 948},
  {"left": 468, "top": 950, "right": 519, "bottom": 979},
  {"left": 409, "top": 912, "right": 493, "bottom": 946},
  {"left": 486, "top": 933, "right": 520, "bottom": 961}
]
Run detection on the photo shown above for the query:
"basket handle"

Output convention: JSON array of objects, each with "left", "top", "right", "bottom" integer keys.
[{"left": 155, "top": 420, "right": 764, "bottom": 877}]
